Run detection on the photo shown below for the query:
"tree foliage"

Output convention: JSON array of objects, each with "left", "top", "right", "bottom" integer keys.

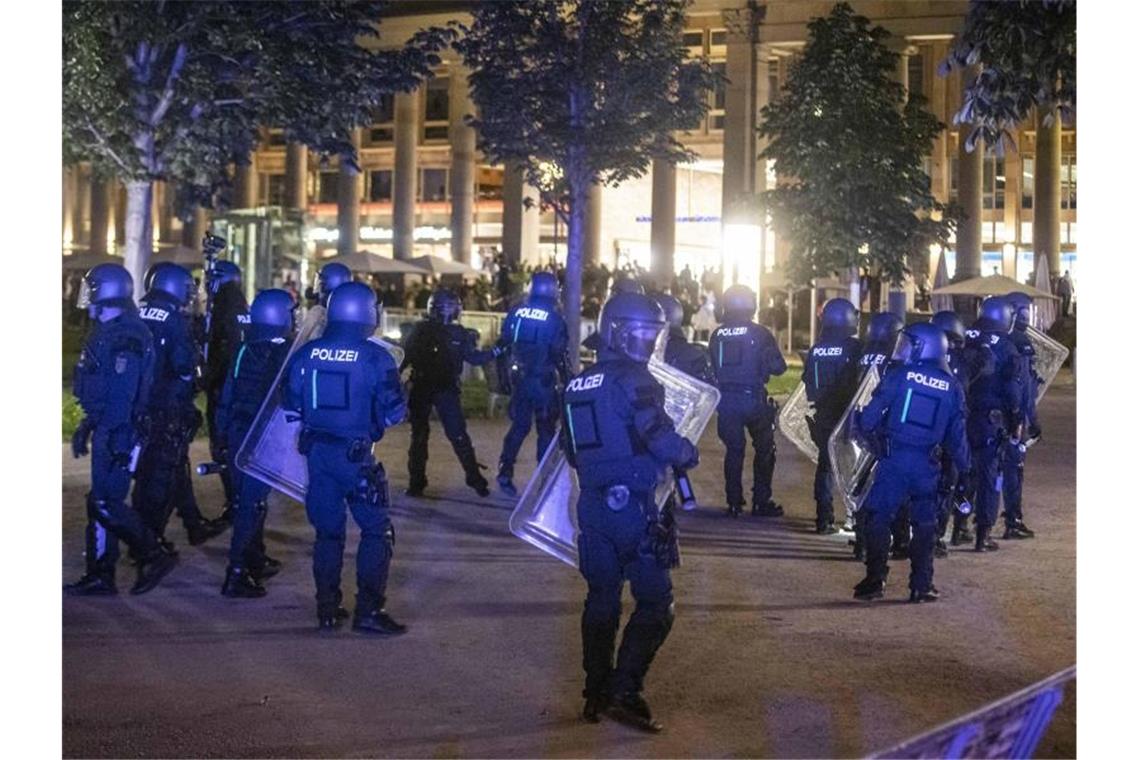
[
  {"left": 941, "top": 0, "right": 1075, "bottom": 152},
  {"left": 758, "top": 3, "right": 953, "bottom": 287},
  {"left": 456, "top": 0, "right": 717, "bottom": 368},
  {"left": 63, "top": 0, "right": 453, "bottom": 286}
]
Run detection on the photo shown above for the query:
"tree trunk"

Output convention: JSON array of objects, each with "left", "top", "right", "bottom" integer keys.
[
  {"left": 565, "top": 178, "right": 588, "bottom": 375},
  {"left": 123, "top": 180, "right": 154, "bottom": 301}
]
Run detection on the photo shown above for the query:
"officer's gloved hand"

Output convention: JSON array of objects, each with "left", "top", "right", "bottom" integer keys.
[
  {"left": 955, "top": 470, "right": 974, "bottom": 499},
  {"left": 678, "top": 441, "right": 700, "bottom": 472},
  {"left": 1027, "top": 422, "right": 1042, "bottom": 441},
  {"left": 71, "top": 418, "right": 94, "bottom": 459}
]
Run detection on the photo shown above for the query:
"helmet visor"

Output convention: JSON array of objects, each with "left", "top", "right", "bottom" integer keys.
[
  {"left": 75, "top": 279, "right": 92, "bottom": 310},
  {"left": 890, "top": 332, "right": 915, "bottom": 364},
  {"left": 623, "top": 324, "right": 664, "bottom": 362}
]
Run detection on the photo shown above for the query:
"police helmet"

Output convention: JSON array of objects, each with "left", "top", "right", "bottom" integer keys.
[
  {"left": 611, "top": 276, "right": 645, "bottom": 296},
  {"left": 599, "top": 292, "right": 666, "bottom": 363},
  {"left": 146, "top": 263, "right": 197, "bottom": 308},
  {"left": 208, "top": 260, "right": 242, "bottom": 293},
  {"left": 1005, "top": 291, "right": 1034, "bottom": 329},
  {"left": 867, "top": 312, "right": 904, "bottom": 345},
  {"left": 891, "top": 322, "right": 949, "bottom": 370},
  {"left": 821, "top": 298, "right": 859, "bottom": 336},
  {"left": 327, "top": 282, "right": 379, "bottom": 329},
  {"left": 78, "top": 263, "right": 134, "bottom": 310},
  {"left": 979, "top": 295, "right": 1013, "bottom": 333},
  {"left": 249, "top": 288, "right": 295, "bottom": 329},
  {"left": 931, "top": 310, "right": 966, "bottom": 348},
  {"left": 428, "top": 288, "right": 462, "bottom": 324},
  {"left": 722, "top": 284, "right": 757, "bottom": 321},
  {"left": 653, "top": 294, "right": 684, "bottom": 330},
  {"left": 529, "top": 271, "right": 559, "bottom": 301},
  {"left": 318, "top": 262, "right": 353, "bottom": 302}
]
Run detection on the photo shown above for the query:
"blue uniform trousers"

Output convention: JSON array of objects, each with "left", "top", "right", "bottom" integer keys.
[
  {"left": 716, "top": 392, "right": 776, "bottom": 508},
  {"left": 86, "top": 425, "right": 160, "bottom": 579},
  {"left": 863, "top": 448, "right": 940, "bottom": 593},
  {"left": 304, "top": 440, "right": 393, "bottom": 617},
  {"left": 226, "top": 426, "right": 272, "bottom": 569},
  {"left": 499, "top": 375, "right": 559, "bottom": 476},
  {"left": 967, "top": 409, "right": 1006, "bottom": 532},
  {"left": 809, "top": 413, "right": 842, "bottom": 527},
  {"left": 577, "top": 490, "right": 674, "bottom": 699},
  {"left": 133, "top": 408, "right": 206, "bottom": 538},
  {"left": 1001, "top": 440, "right": 1025, "bottom": 526}
]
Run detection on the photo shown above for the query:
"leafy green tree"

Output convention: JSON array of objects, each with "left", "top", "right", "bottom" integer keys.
[
  {"left": 758, "top": 3, "right": 953, "bottom": 287},
  {"left": 63, "top": 0, "right": 453, "bottom": 294},
  {"left": 456, "top": 0, "right": 716, "bottom": 368},
  {"left": 941, "top": 0, "right": 1075, "bottom": 152}
]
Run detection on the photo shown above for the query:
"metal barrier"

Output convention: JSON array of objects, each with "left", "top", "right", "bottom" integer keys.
[{"left": 869, "top": 666, "right": 1075, "bottom": 759}]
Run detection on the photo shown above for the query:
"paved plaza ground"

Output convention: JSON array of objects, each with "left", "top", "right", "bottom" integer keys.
[{"left": 62, "top": 374, "right": 1076, "bottom": 758}]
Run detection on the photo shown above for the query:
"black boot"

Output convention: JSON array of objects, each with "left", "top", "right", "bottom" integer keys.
[
  {"left": 816, "top": 521, "right": 839, "bottom": 535},
  {"left": 249, "top": 556, "right": 281, "bottom": 582},
  {"left": 974, "top": 527, "right": 1000, "bottom": 552},
  {"left": 317, "top": 607, "right": 350, "bottom": 632},
  {"left": 221, "top": 566, "right": 266, "bottom": 598},
  {"left": 751, "top": 500, "right": 784, "bottom": 517},
  {"left": 64, "top": 574, "right": 117, "bottom": 596},
  {"left": 352, "top": 609, "right": 408, "bottom": 636},
  {"left": 726, "top": 503, "right": 743, "bottom": 518},
  {"left": 497, "top": 473, "right": 517, "bottom": 498},
  {"left": 890, "top": 541, "right": 911, "bottom": 560},
  {"left": 853, "top": 574, "right": 886, "bottom": 601},
  {"left": 187, "top": 518, "right": 227, "bottom": 546},
  {"left": 1003, "top": 520, "right": 1035, "bottom": 539},
  {"left": 934, "top": 539, "right": 949, "bottom": 558},
  {"left": 581, "top": 692, "right": 610, "bottom": 724},
  {"left": 951, "top": 524, "right": 973, "bottom": 546},
  {"left": 131, "top": 546, "right": 178, "bottom": 595},
  {"left": 404, "top": 482, "right": 426, "bottom": 497},
  {"left": 909, "top": 586, "right": 941, "bottom": 603},
  {"left": 466, "top": 473, "right": 490, "bottom": 498},
  {"left": 607, "top": 692, "right": 664, "bottom": 733}
]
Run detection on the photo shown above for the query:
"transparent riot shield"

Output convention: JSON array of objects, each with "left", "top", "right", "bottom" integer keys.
[
  {"left": 508, "top": 358, "right": 721, "bottom": 568},
  {"left": 234, "top": 304, "right": 404, "bottom": 503},
  {"left": 777, "top": 382, "right": 819, "bottom": 464},
  {"left": 827, "top": 367, "right": 881, "bottom": 523},
  {"left": 1026, "top": 326, "right": 1069, "bottom": 402}
]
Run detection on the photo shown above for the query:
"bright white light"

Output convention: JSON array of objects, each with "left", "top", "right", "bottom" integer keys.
[{"left": 721, "top": 222, "right": 763, "bottom": 295}]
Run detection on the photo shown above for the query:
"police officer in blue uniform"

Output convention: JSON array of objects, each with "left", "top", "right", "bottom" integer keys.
[
  {"left": 964, "top": 296, "right": 1024, "bottom": 552},
  {"left": 563, "top": 292, "right": 699, "bottom": 732},
  {"left": 494, "top": 271, "right": 570, "bottom": 496},
  {"left": 219, "top": 289, "right": 296, "bottom": 598},
  {"left": 401, "top": 288, "right": 497, "bottom": 498},
  {"left": 708, "top": 285, "right": 787, "bottom": 517},
  {"left": 802, "top": 298, "right": 863, "bottom": 534},
  {"left": 853, "top": 323, "right": 970, "bottom": 602},
  {"left": 582, "top": 276, "right": 645, "bottom": 352},
  {"left": 203, "top": 260, "right": 250, "bottom": 522},
  {"left": 1001, "top": 291, "right": 1041, "bottom": 540},
  {"left": 654, "top": 294, "right": 714, "bottom": 384},
  {"left": 66, "top": 264, "right": 178, "bottom": 596},
  {"left": 133, "top": 263, "right": 226, "bottom": 549},
  {"left": 283, "top": 283, "right": 407, "bottom": 633},
  {"left": 317, "top": 261, "right": 352, "bottom": 306}
]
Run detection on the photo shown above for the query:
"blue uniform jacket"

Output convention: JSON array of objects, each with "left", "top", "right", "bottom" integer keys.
[
  {"left": 138, "top": 290, "right": 197, "bottom": 411},
  {"left": 73, "top": 310, "right": 155, "bottom": 430},
  {"left": 708, "top": 320, "right": 786, "bottom": 393}
]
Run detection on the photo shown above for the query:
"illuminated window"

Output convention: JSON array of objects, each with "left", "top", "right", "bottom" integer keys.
[
  {"left": 420, "top": 168, "right": 448, "bottom": 202},
  {"left": 1022, "top": 158, "right": 1034, "bottom": 209},
  {"left": 907, "top": 52, "right": 924, "bottom": 100},
  {"left": 368, "top": 170, "right": 393, "bottom": 202},
  {"left": 709, "top": 61, "right": 726, "bottom": 132},
  {"left": 369, "top": 95, "right": 395, "bottom": 144},
  {"left": 259, "top": 174, "right": 285, "bottom": 206},
  {"left": 423, "top": 77, "right": 450, "bottom": 142},
  {"left": 982, "top": 153, "right": 1004, "bottom": 210},
  {"left": 1061, "top": 154, "right": 1077, "bottom": 210},
  {"left": 317, "top": 171, "right": 338, "bottom": 204}
]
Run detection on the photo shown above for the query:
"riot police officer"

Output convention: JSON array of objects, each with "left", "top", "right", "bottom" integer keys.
[
  {"left": 653, "top": 294, "right": 714, "bottom": 384},
  {"left": 133, "top": 263, "right": 226, "bottom": 549},
  {"left": 964, "top": 296, "right": 1024, "bottom": 552},
  {"left": 66, "top": 264, "right": 178, "bottom": 596},
  {"left": 283, "top": 282, "right": 407, "bottom": 632},
  {"left": 202, "top": 260, "right": 250, "bottom": 521},
  {"left": 493, "top": 271, "right": 570, "bottom": 497},
  {"left": 401, "top": 288, "right": 497, "bottom": 498},
  {"left": 853, "top": 323, "right": 970, "bottom": 602},
  {"left": 563, "top": 292, "right": 699, "bottom": 732},
  {"left": 317, "top": 261, "right": 352, "bottom": 307},
  {"left": 707, "top": 285, "right": 787, "bottom": 517},
  {"left": 859, "top": 312, "right": 904, "bottom": 376},
  {"left": 802, "top": 298, "right": 863, "bottom": 534},
  {"left": 219, "top": 289, "right": 296, "bottom": 598},
  {"left": 1002, "top": 291, "right": 1041, "bottom": 540},
  {"left": 931, "top": 311, "right": 971, "bottom": 555},
  {"left": 582, "top": 276, "right": 645, "bottom": 352}
]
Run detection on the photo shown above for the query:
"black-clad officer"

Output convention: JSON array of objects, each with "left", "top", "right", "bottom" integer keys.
[
  {"left": 66, "top": 264, "right": 178, "bottom": 596},
  {"left": 653, "top": 294, "right": 714, "bottom": 384},
  {"left": 1001, "top": 291, "right": 1041, "bottom": 540},
  {"left": 401, "top": 288, "right": 497, "bottom": 497},
  {"left": 563, "top": 293, "right": 699, "bottom": 733},
  {"left": 802, "top": 298, "right": 863, "bottom": 534},
  {"left": 283, "top": 283, "right": 407, "bottom": 633},
  {"left": 707, "top": 285, "right": 787, "bottom": 517}
]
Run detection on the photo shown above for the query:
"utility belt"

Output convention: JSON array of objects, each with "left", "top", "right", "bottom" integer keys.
[
  {"left": 884, "top": 438, "right": 942, "bottom": 464},
  {"left": 298, "top": 428, "right": 372, "bottom": 461},
  {"left": 583, "top": 482, "right": 653, "bottom": 514},
  {"left": 718, "top": 382, "right": 768, "bottom": 398}
]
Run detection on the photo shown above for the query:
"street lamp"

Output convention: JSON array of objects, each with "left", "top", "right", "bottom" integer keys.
[{"left": 721, "top": 222, "right": 763, "bottom": 297}]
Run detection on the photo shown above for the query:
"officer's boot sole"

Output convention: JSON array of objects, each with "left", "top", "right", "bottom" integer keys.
[
  {"left": 606, "top": 701, "right": 664, "bottom": 733},
  {"left": 131, "top": 553, "right": 179, "bottom": 595}
]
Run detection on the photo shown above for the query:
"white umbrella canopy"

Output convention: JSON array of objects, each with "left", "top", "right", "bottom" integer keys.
[
  {"left": 325, "top": 250, "right": 431, "bottom": 275},
  {"left": 930, "top": 250, "right": 953, "bottom": 313},
  {"left": 931, "top": 273, "right": 1057, "bottom": 299},
  {"left": 61, "top": 252, "right": 122, "bottom": 271},
  {"left": 1034, "top": 254, "right": 1058, "bottom": 330},
  {"left": 408, "top": 254, "right": 483, "bottom": 278}
]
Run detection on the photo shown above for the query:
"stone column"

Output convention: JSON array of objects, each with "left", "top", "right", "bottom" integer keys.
[
  {"left": 89, "top": 176, "right": 111, "bottom": 256},
  {"left": 754, "top": 44, "right": 773, "bottom": 280},
  {"left": 1004, "top": 128, "right": 1021, "bottom": 245},
  {"left": 393, "top": 90, "right": 419, "bottom": 259},
  {"left": 74, "top": 164, "right": 91, "bottom": 247},
  {"left": 285, "top": 142, "right": 309, "bottom": 210},
  {"left": 448, "top": 67, "right": 476, "bottom": 265},
  {"left": 181, "top": 206, "right": 208, "bottom": 248},
  {"left": 155, "top": 181, "right": 174, "bottom": 244},
  {"left": 502, "top": 161, "right": 540, "bottom": 267},
  {"left": 337, "top": 129, "right": 363, "bottom": 257},
  {"left": 928, "top": 41, "right": 950, "bottom": 203},
  {"left": 888, "top": 38, "right": 916, "bottom": 315},
  {"left": 650, "top": 159, "right": 677, "bottom": 289},
  {"left": 583, "top": 183, "right": 603, "bottom": 267},
  {"left": 1033, "top": 109, "right": 1062, "bottom": 278},
  {"left": 62, "top": 166, "right": 75, "bottom": 249},
  {"left": 233, "top": 155, "right": 258, "bottom": 209},
  {"left": 956, "top": 125, "right": 984, "bottom": 280},
  {"left": 720, "top": 7, "right": 759, "bottom": 222}
]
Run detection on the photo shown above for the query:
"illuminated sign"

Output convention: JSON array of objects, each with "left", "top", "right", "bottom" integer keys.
[
  {"left": 306, "top": 226, "right": 453, "bottom": 243},
  {"left": 634, "top": 215, "right": 720, "bottom": 223}
]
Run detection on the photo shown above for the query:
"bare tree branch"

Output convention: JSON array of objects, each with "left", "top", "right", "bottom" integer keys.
[
  {"left": 150, "top": 42, "right": 188, "bottom": 126},
  {"left": 83, "top": 116, "right": 133, "bottom": 175}
]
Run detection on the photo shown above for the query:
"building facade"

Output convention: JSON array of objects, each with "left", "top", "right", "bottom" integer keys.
[{"left": 61, "top": 1, "right": 1077, "bottom": 297}]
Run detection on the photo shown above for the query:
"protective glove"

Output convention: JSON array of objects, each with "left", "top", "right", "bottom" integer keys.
[
  {"left": 1027, "top": 422, "right": 1042, "bottom": 441},
  {"left": 678, "top": 440, "right": 700, "bottom": 471},
  {"left": 71, "top": 417, "right": 94, "bottom": 459}
]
